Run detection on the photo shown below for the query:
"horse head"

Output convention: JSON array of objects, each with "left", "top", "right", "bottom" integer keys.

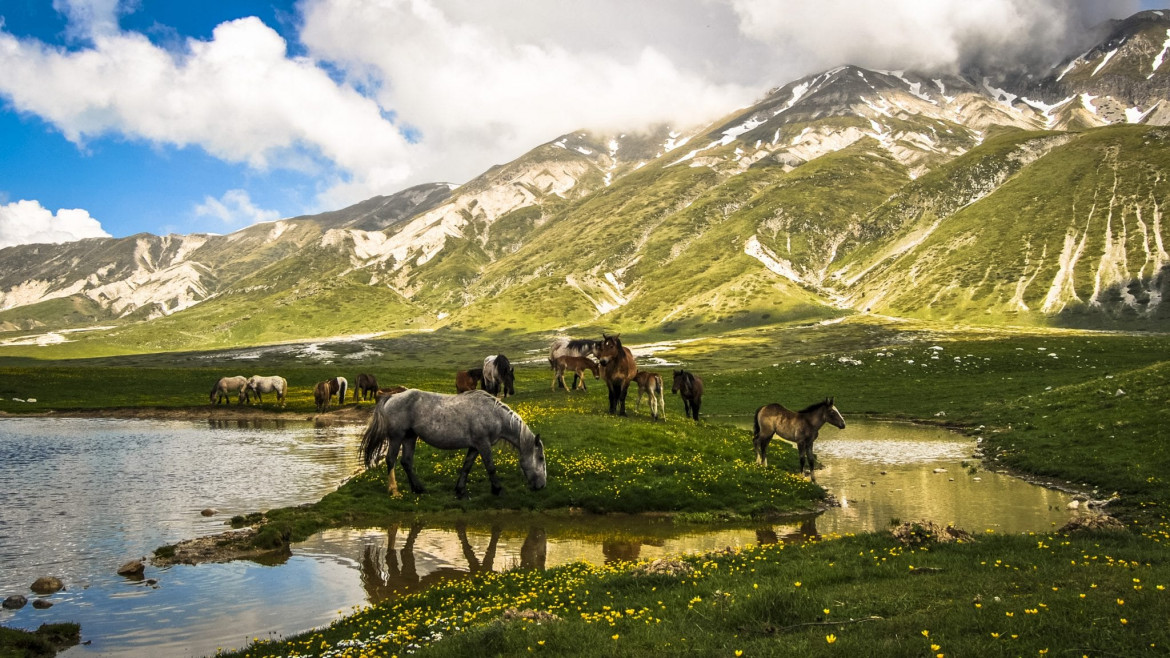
[
  {"left": 519, "top": 434, "right": 547, "bottom": 490},
  {"left": 598, "top": 334, "right": 622, "bottom": 366},
  {"left": 671, "top": 370, "right": 688, "bottom": 394},
  {"left": 826, "top": 397, "right": 846, "bottom": 429}
]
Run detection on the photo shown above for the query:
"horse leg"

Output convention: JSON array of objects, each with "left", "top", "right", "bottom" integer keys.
[
  {"left": 607, "top": 381, "right": 618, "bottom": 414},
  {"left": 479, "top": 442, "right": 502, "bottom": 496},
  {"left": 617, "top": 380, "right": 630, "bottom": 416},
  {"left": 384, "top": 436, "right": 404, "bottom": 497},
  {"left": 691, "top": 397, "right": 700, "bottom": 421},
  {"left": 455, "top": 448, "right": 479, "bottom": 498},
  {"left": 398, "top": 435, "right": 426, "bottom": 494}
]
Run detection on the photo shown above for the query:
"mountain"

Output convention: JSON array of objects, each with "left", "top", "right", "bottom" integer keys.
[{"left": 1, "top": 11, "right": 1168, "bottom": 353}]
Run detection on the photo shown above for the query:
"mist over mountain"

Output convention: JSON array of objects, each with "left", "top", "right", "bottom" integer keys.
[{"left": 1, "top": 9, "right": 1168, "bottom": 352}]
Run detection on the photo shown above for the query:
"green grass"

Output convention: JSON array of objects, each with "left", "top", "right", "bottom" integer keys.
[
  {"left": 0, "top": 624, "right": 79, "bottom": 658},
  {"left": 4, "top": 322, "right": 1170, "bottom": 657}
]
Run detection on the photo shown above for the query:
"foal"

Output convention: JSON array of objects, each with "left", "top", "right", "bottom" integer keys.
[
  {"left": 753, "top": 398, "right": 845, "bottom": 481},
  {"left": 632, "top": 371, "right": 665, "bottom": 420},
  {"left": 551, "top": 355, "right": 600, "bottom": 391}
]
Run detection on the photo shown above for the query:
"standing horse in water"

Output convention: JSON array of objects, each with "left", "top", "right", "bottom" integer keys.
[
  {"left": 753, "top": 398, "right": 845, "bottom": 481},
  {"left": 598, "top": 334, "right": 637, "bottom": 416},
  {"left": 548, "top": 337, "right": 600, "bottom": 389},
  {"left": 671, "top": 370, "right": 704, "bottom": 421},
  {"left": 359, "top": 389, "right": 546, "bottom": 498},
  {"left": 483, "top": 355, "right": 515, "bottom": 398},
  {"left": 551, "top": 356, "right": 600, "bottom": 391},
  {"left": 245, "top": 375, "right": 287, "bottom": 407},
  {"left": 210, "top": 376, "right": 248, "bottom": 405},
  {"left": 632, "top": 371, "right": 665, "bottom": 420},
  {"left": 328, "top": 377, "right": 348, "bottom": 405},
  {"left": 356, "top": 373, "right": 379, "bottom": 402}
]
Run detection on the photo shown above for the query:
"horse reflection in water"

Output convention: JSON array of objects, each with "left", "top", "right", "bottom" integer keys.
[
  {"left": 358, "top": 523, "right": 548, "bottom": 603},
  {"left": 753, "top": 517, "right": 821, "bottom": 546}
]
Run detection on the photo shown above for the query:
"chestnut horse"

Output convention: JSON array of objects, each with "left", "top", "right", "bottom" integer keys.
[
  {"left": 598, "top": 334, "right": 637, "bottom": 415},
  {"left": 314, "top": 380, "right": 332, "bottom": 413},
  {"left": 456, "top": 369, "right": 483, "bottom": 393},
  {"left": 753, "top": 398, "right": 845, "bottom": 481},
  {"left": 551, "top": 355, "right": 600, "bottom": 391},
  {"left": 671, "top": 370, "right": 704, "bottom": 421}
]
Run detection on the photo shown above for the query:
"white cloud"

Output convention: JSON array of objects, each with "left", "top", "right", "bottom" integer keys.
[
  {"left": 193, "top": 189, "right": 280, "bottom": 227},
  {"left": 299, "top": 0, "right": 758, "bottom": 188},
  {"left": 726, "top": 0, "right": 1141, "bottom": 75},
  {"left": 0, "top": 16, "right": 412, "bottom": 209},
  {"left": 0, "top": 199, "right": 110, "bottom": 249}
]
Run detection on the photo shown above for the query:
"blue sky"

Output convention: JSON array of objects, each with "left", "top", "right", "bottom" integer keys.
[{"left": 0, "top": 0, "right": 1160, "bottom": 247}]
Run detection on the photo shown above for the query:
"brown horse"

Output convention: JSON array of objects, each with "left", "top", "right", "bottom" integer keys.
[
  {"left": 313, "top": 380, "right": 332, "bottom": 413},
  {"left": 356, "top": 373, "right": 379, "bottom": 402},
  {"left": 753, "top": 398, "right": 845, "bottom": 481},
  {"left": 598, "top": 334, "right": 637, "bottom": 415},
  {"left": 456, "top": 368, "right": 483, "bottom": 393},
  {"left": 551, "top": 355, "right": 600, "bottom": 391},
  {"left": 671, "top": 370, "right": 704, "bottom": 421},
  {"left": 632, "top": 371, "right": 665, "bottom": 420},
  {"left": 377, "top": 386, "right": 408, "bottom": 399}
]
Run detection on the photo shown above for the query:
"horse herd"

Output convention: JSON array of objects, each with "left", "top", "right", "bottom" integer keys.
[{"left": 210, "top": 333, "right": 846, "bottom": 498}]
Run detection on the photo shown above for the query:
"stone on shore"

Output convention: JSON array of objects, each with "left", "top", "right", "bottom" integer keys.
[
  {"left": 3, "top": 594, "right": 27, "bottom": 609},
  {"left": 117, "top": 559, "right": 146, "bottom": 577},
  {"left": 32, "top": 598, "right": 54, "bottom": 609}
]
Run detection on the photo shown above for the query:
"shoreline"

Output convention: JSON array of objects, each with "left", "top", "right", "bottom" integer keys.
[{"left": 0, "top": 404, "right": 375, "bottom": 424}]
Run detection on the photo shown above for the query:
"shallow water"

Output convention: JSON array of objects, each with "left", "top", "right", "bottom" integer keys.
[{"left": 0, "top": 417, "right": 1072, "bottom": 656}]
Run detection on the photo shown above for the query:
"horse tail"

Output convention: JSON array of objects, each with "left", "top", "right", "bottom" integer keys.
[
  {"left": 753, "top": 405, "right": 765, "bottom": 440},
  {"left": 359, "top": 401, "right": 390, "bottom": 468}
]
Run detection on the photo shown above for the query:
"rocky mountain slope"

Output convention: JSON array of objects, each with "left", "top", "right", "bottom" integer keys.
[{"left": 1, "top": 10, "right": 1168, "bottom": 352}]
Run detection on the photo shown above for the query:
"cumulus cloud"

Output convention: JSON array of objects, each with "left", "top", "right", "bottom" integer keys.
[
  {"left": 0, "top": 199, "right": 110, "bottom": 249},
  {"left": 193, "top": 189, "right": 281, "bottom": 228},
  {"left": 299, "top": 0, "right": 759, "bottom": 188},
  {"left": 0, "top": 16, "right": 413, "bottom": 208}
]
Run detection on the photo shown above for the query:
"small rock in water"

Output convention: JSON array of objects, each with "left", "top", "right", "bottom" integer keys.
[
  {"left": 3, "top": 595, "right": 27, "bottom": 609},
  {"left": 30, "top": 577, "right": 63, "bottom": 594},
  {"left": 117, "top": 560, "right": 145, "bottom": 578},
  {"left": 32, "top": 598, "right": 53, "bottom": 609},
  {"left": 200, "top": 508, "right": 217, "bottom": 517}
]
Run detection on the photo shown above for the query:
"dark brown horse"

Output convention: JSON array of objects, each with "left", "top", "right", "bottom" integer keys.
[
  {"left": 377, "top": 386, "right": 408, "bottom": 400},
  {"left": 671, "top": 370, "right": 704, "bottom": 421},
  {"left": 456, "top": 368, "right": 484, "bottom": 393},
  {"left": 551, "top": 355, "right": 600, "bottom": 391},
  {"left": 356, "top": 373, "right": 379, "bottom": 402},
  {"left": 598, "top": 334, "right": 637, "bottom": 415},
  {"left": 753, "top": 398, "right": 845, "bottom": 481},
  {"left": 313, "top": 380, "right": 331, "bottom": 413}
]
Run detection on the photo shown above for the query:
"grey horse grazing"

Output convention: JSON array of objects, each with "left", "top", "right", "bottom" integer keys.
[
  {"left": 245, "top": 375, "right": 287, "bottom": 407},
  {"left": 359, "top": 389, "right": 546, "bottom": 498},
  {"left": 210, "top": 376, "right": 249, "bottom": 405},
  {"left": 753, "top": 398, "right": 845, "bottom": 481}
]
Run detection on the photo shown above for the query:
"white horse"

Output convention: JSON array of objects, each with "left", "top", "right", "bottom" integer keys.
[
  {"left": 246, "top": 375, "right": 287, "bottom": 407},
  {"left": 360, "top": 389, "right": 546, "bottom": 498},
  {"left": 210, "top": 375, "right": 248, "bottom": 405}
]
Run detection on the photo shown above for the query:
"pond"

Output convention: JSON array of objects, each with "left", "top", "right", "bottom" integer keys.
[{"left": 0, "top": 417, "right": 1073, "bottom": 656}]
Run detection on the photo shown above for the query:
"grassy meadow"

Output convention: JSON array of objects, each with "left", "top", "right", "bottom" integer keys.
[{"left": 2, "top": 318, "right": 1170, "bottom": 656}]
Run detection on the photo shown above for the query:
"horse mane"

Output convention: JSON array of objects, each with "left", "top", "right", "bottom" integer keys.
[
  {"left": 798, "top": 399, "right": 831, "bottom": 414},
  {"left": 470, "top": 390, "right": 532, "bottom": 446}
]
